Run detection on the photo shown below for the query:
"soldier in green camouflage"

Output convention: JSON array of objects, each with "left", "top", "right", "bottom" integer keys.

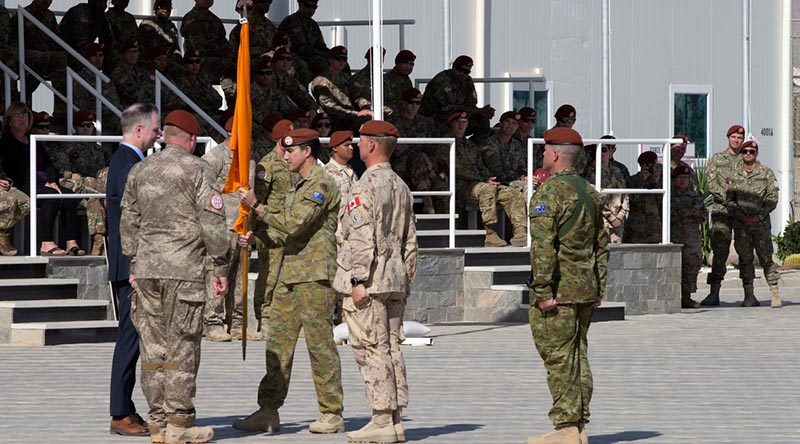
[
  {"left": 251, "top": 56, "right": 299, "bottom": 127},
  {"left": 177, "top": 49, "right": 222, "bottom": 122},
  {"left": 278, "top": 0, "right": 329, "bottom": 76},
  {"left": 59, "top": 0, "right": 112, "bottom": 58},
  {"left": 419, "top": 55, "right": 495, "bottom": 132},
  {"left": 230, "top": 0, "right": 277, "bottom": 61},
  {"left": 623, "top": 151, "right": 662, "bottom": 244},
  {"left": 121, "top": 111, "right": 230, "bottom": 444},
  {"left": 181, "top": 0, "right": 234, "bottom": 83},
  {"left": 514, "top": 107, "right": 543, "bottom": 171},
  {"left": 527, "top": 127, "right": 608, "bottom": 444},
  {"left": 73, "top": 43, "right": 124, "bottom": 135},
  {"left": 273, "top": 47, "right": 319, "bottom": 113},
  {"left": 105, "top": 0, "right": 138, "bottom": 72},
  {"left": 668, "top": 135, "right": 699, "bottom": 192},
  {"left": 137, "top": 0, "right": 180, "bottom": 59},
  {"left": 701, "top": 124, "right": 745, "bottom": 306},
  {"left": 670, "top": 165, "right": 707, "bottom": 308},
  {"left": 234, "top": 128, "right": 345, "bottom": 436},
  {"left": 482, "top": 111, "right": 528, "bottom": 189},
  {"left": 11, "top": 0, "right": 68, "bottom": 101},
  {"left": 350, "top": 47, "right": 392, "bottom": 115},
  {"left": 383, "top": 50, "right": 415, "bottom": 116},
  {"left": 112, "top": 38, "right": 154, "bottom": 107},
  {"left": 719, "top": 141, "right": 781, "bottom": 308},
  {"left": 311, "top": 46, "right": 373, "bottom": 132},
  {"left": 584, "top": 143, "right": 628, "bottom": 244}
]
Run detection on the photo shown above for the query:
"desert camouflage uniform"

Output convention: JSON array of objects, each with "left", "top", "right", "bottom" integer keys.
[
  {"left": 419, "top": 69, "right": 478, "bottom": 130},
  {"left": 278, "top": 12, "right": 329, "bottom": 76},
  {"left": 333, "top": 162, "right": 418, "bottom": 412},
  {"left": 671, "top": 186, "right": 707, "bottom": 296},
  {"left": 311, "top": 70, "right": 363, "bottom": 131},
  {"left": 105, "top": 8, "right": 138, "bottom": 70},
  {"left": 585, "top": 163, "right": 629, "bottom": 243},
  {"left": 112, "top": 62, "right": 154, "bottom": 107},
  {"left": 11, "top": 3, "right": 67, "bottom": 97},
  {"left": 383, "top": 69, "right": 413, "bottom": 116},
  {"left": 121, "top": 144, "right": 230, "bottom": 429},
  {"left": 58, "top": 3, "right": 112, "bottom": 56},
  {"left": 275, "top": 72, "right": 318, "bottom": 113},
  {"left": 0, "top": 161, "right": 30, "bottom": 235},
  {"left": 705, "top": 151, "right": 739, "bottom": 285},
  {"left": 527, "top": 168, "right": 608, "bottom": 428},
  {"left": 253, "top": 165, "right": 343, "bottom": 415},
  {"left": 137, "top": 16, "right": 180, "bottom": 58},
  {"left": 230, "top": 11, "right": 276, "bottom": 61},
  {"left": 181, "top": 6, "right": 233, "bottom": 83},
  {"left": 323, "top": 159, "right": 357, "bottom": 221},
  {"left": 623, "top": 167, "right": 662, "bottom": 244},
  {"left": 387, "top": 113, "right": 445, "bottom": 196},
  {"left": 201, "top": 141, "right": 255, "bottom": 333}
]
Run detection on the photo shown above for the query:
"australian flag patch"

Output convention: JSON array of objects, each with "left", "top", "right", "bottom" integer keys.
[
  {"left": 533, "top": 203, "right": 548, "bottom": 214},
  {"left": 310, "top": 191, "right": 325, "bottom": 204}
]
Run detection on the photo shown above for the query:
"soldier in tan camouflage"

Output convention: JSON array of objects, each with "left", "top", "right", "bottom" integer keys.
[
  {"left": 583, "top": 143, "right": 628, "bottom": 244},
  {"left": 0, "top": 145, "right": 30, "bottom": 255},
  {"left": 121, "top": 110, "right": 230, "bottom": 444},
  {"left": 331, "top": 120, "right": 417, "bottom": 444},
  {"left": 233, "top": 128, "right": 345, "bottom": 436},
  {"left": 670, "top": 165, "right": 706, "bottom": 308}
]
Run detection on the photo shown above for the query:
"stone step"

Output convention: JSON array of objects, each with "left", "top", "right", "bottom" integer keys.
[
  {"left": 464, "top": 247, "right": 529, "bottom": 267},
  {"left": 0, "top": 299, "right": 109, "bottom": 324},
  {"left": 0, "top": 257, "right": 49, "bottom": 279},
  {"left": 464, "top": 265, "right": 529, "bottom": 286},
  {"left": 10, "top": 320, "right": 118, "bottom": 346},
  {"left": 415, "top": 214, "right": 459, "bottom": 231},
  {"left": 417, "top": 230, "right": 489, "bottom": 248},
  {"left": 0, "top": 278, "right": 80, "bottom": 301}
]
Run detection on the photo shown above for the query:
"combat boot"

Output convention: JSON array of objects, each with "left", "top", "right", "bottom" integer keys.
[
  {"left": 510, "top": 226, "right": 528, "bottom": 247},
  {"left": 527, "top": 426, "right": 581, "bottom": 444},
  {"left": 770, "top": 285, "right": 782, "bottom": 308},
  {"left": 484, "top": 225, "right": 508, "bottom": 248},
  {"left": 309, "top": 413, "right": 345, "bottom": 434},
  {"left": 148, "top": 423, "right": 165, "bottom": 443},
  {"left": 91, "top": 234, "right": 105, "bottom": 255},
  {"left": 231, "top": 328, "right": 261, "bottom": 341},
  {"left": 741, "top": 284, "right": 759, "bottom": 307},
  {"left": 392, "top": 408, "right": 406, "bottom": 443},
  {"left": 346, "top": 410, "right": 397, "bottom": 443},
  {"left": 204, "top": 327, "right": 232, "bottom": 342},
  {"left": 700, "top": 283, "right": 721, "bottom": 306},
  {"left": 232, "top": 407, "right": 280, "bottom": 433},
  {"left": 164, "top": 423, "right": 213, "bottom": 444},
  {"left": 0, "top": 232, "right": 17, "bottom": 256},
  {"left": 681, "top": 292, "right": 700, "bottom": 309}
]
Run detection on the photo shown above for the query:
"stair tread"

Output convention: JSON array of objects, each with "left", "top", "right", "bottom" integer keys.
[
  {"left": 12, "top": 320, "right": 118, "bottom": 329},
  {"left": 0, "top": 278, "right": 80, "bottom": 286},
  {"left": 416, "top": 229, "right": 485, "bottom": 236},
  {"left": 0, "top": 299, "right": 109, "bottom": 309},
  {"left": 520, "top": 302, "right": 626, "bottom": 309},
  {"left": 464, "top": 265, "right": 529, "bottom": 272},
  {"left": 464, "top": 246, "right": 528, "bottom": 254},
  {"left": 0, "top": 257, "right": 49, "bottom": 265},
  {"left": 415, "top": 214, "right": 459, "bottom": 220}
]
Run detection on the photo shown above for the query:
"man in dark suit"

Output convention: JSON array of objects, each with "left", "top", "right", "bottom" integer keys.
[{"left": 107, "top": 103, "right": 161, "bottom": 437}]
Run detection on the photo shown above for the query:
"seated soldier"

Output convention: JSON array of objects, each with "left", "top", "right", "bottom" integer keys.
[
  {"left": 350, "top": 47, "right": 391, "bottom": 116},
  {"left": 383, "top": 50, "right": 416, "bottom": 116},
  {"left": 623, "top": 151, "right": 663, "bottom": 244},
  {"left": 251, "top": 56, "right": 298, "bottom": 125},
  {"left": 74, "top": 43, "right": 124, "bottom": 135},
  {"left": 178, "top": 47, "right": 223, "bottom": 125},
  {"left": 312, "top": 112, "right": 332, "bottom": 163},
  {"left": 515, "top": 107, "right": 542, "bottom": 170},
  {"left": 273, "top": 46, "right": 318, "bottom": 114},
  {"left": 310, "top": 46, "right": 372, "bottom": 132},
  {"left": 450, "top": 111, "right": 527, "bottom": 247},
  {"left": 482, "top": 111, "right": 527, "bottom": 191},
  {"left": 420, "top": 55, "right": 495, "bottom": 133},
  {"left": 289, "top": 109, "right": 313, "bottom": 129}
]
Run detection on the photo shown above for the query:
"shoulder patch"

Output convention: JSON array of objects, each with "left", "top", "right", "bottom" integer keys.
[
  {"left": 347, "top": 195, "right": 361, "bottom": 214},
  {"left": 211, "top": 194, "right": 224, "bottom": 210},
  {"left": 310, "top": 191, "right": 324, "bottom": 204},
  {"left": 258, "top": 170, "right": 266, "bottom": 180},
  {"left": 533, "top": 203, "right": 548, "bottom": 214}
]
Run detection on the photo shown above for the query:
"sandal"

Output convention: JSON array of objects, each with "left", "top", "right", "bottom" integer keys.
[
  {"left": 67, "top": 246, "right": 86, "bottom": 256},
  {"left": 40, "top": 246, "right": 68, "bottom": 256}
]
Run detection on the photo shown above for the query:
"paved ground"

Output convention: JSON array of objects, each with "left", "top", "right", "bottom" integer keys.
[{"left": 0, "top": 287, "right": 798, "bottom": 444}]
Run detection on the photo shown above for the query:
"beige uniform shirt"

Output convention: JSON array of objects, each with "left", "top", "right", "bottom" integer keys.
[{"left": 323, "top": 159, "right": 357, "bottom": 219}]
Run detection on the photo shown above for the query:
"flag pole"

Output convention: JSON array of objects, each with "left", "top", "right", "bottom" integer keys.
[{"left": 240, "top": 1, "right": 249, "bottom": 361}]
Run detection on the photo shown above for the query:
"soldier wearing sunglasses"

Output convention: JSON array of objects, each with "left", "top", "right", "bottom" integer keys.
[
  {"left": 278, "top": 0, "right": 330, "bottom": 76},
  {"left": 420, "top": 55, "right": 495, "bottom": 133}
]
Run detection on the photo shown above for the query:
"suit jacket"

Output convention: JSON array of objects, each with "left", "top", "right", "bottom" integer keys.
[{"left": 106, "top": 144, "right": 142, "bottom": 282}]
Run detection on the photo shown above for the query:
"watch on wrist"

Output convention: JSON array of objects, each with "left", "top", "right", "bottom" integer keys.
[
  {"left": 252, "top": 202, "right": 260, "bottom": 211},
  {"left": 350, "top": 277, "right": 365, "bottom": 286}
]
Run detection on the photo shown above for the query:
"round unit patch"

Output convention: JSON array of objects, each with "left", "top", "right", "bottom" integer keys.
[{"left": 211, "top": 194, "right": 224, "bottom": 210}]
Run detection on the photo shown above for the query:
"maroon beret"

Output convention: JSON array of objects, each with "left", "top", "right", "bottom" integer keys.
[
  {"left": 273, "top": 120, "right": 294, "bottom": 139},
  {"left": 254, "top": 56, "right": 272, "bottom": 71},
  {"left": 154, "top": 0, "right": 172, "bottom": 10},
  {"left": 261, "top": 113, "right": 281, "bottom": 131},
  {"left": 518, "top": 107, "right": 536, "bottom": 120},
  {"left": 672, "top": 164, "right": 692, "bottom": 178},
  {"left": 402, "top": 88, "right": 422, "bottom": 103},
  {"left": 273, "top": 46, "right": 290, "bottom": 60},
  {"left": 144, "top": 45, "right": 168, "bottom": 60},
  {"left": 741, "top": 140, "right": 759, "bottom": 150},
  {"left": 330, "top": 130, "right": 353, "bottom": 148},
  {"left": 289, "top": 109, "right": 311, "bottom": 121},
  {"left": 533, "top": 167, "right": 551, "bottom": 184},
  {"left": 448, "top": 110, "right": 469, "bottom": 124},
  {"left": 32, "top": 111, "right": 51, "bottom": 126},
  {"left": 328, "top": 46, "right": 348, "bottom": 58},
  {"left": 453, "top": 55, "right": 473, "bottom": 67},
  {"left": 555, "top": 104, "right": 576, "bottom": 119},
  {"left": 283, "top": 128, "right": 320, "bottom": 148},
  {"left": 727, "top": 125, "right": 745, "bottom": 137},
  {"left": 395, "top": 50, "right": 416, "bottom": 64},
  {"left": 272, "top": 31, "right": 290, "bottom": 48},
  {"left": 120, "top": 37, "right": 138, "bottom": 51},
  {"left": 74, "top": 109, "right": 95, "bottom": 124},
  {"left": 500, "top": 111, "right": 520, "bottom": 122},
  {"left": 360, "top": 120, "right": 399, "bottom": 138},
  {"left": 637, "top": 151, "right": 658, "bottom": 165},
  {"left": 364, "top": 46, "right": 386, "bottom": 60},
  {"left": 164, "top": 110, "right": 201, "bottom": 136},
  {"left": 544, "top": 127, "right": 582, "bottom": 146},
  {"left": 82, "top": 42, "right": 104, "bottom": 58},
  {"left": 311, "top": 112, "right": 330, "bottom": 127}
]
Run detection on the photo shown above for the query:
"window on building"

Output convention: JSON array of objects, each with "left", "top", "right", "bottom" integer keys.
[
  {"left": 672, "top": 87, "right": 711, "bottom": 159},
  {"left": 513, "top": 86, "right": 550, "bottom": 137}
]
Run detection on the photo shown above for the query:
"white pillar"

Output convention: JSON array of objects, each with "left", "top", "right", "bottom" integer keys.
[
  {"left": 779, "top": 0, "right": 794, "bottom": 230},
  {"left": 370, "top": 0, "right": 384, "bottom": 120}
]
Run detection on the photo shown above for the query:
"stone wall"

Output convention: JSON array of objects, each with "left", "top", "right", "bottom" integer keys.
[
  {"left": 605, "top": 244, "right": 682, "bottom": 315},
  {"left": 47, "top": 257, "right": 114, "bottom": 319},
  {"left": 405, "top": 249, "right": 464, "bottom": 323}
]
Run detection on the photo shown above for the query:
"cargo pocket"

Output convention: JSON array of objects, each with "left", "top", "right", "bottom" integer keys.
[
  {"left": 342, "top": 296, "right": 377, "bottom": 348},
  {"left": 175, "top": 281, "right": 205, "bottom": 339}
]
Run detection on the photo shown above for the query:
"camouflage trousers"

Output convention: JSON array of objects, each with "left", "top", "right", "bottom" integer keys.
[
  {"left": 204, "top": 234, "right": 244, "bottom": 331},
  {"left": 707, "top": 214, "right": 733, "bottom": 285},
  {"left": 257, "top": 280, "right": 344, "bottom": 414},
  {"left": 529, "top": 302, "right": 594, "bottom": 428},
  {"left": 24, "top": 50, "right": 67, "bottom": 99},
  {"left": 679, "top": 242, "right": 702, "bottom": 295},
  {"left": 254, "top": 245, "right": 283, "bottom": 326},
  {"left": 0, "top": 187, "right": 31, "bottom": 232},
  {"left": 460, "top": 181, "right": 527, "bottom": 229},
  {"left": 59, "top": 170, "right": 108, "bottom": 236},
  {"left": 393, "top": 151, "right": 448, "bottom": 212},
  {"left": 734, "top": 221, "right": 779, "bottom": 286},
  {"left": 344, "top": 292, "right": 408, "bottom": 411},
  {"left": 130, "top": 279, "right": 206, "bottom": 429}
]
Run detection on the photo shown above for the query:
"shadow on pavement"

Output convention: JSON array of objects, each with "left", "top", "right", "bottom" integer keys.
[
  {"left": 404, "top": 423, "right": 483, "bottom": 440},
  {"left": 590, "top": 430, "right": 661, "bottom": 443},
  {"left": 431, "top": 324, "right": 521, "bottom": 338},
  {"left": 197, "top": 416, "right": 311, "bottom": 438}
]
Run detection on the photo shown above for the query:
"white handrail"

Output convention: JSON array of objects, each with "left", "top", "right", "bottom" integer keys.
[
  {"left": 154, "top": 71, "right": 227, "bottom": 138},
  {"left": 0, "top": 60, "right": 18, "bottom": 109},
  {"left": 66, "top": 67, "right": 123, "bottom": 136}
]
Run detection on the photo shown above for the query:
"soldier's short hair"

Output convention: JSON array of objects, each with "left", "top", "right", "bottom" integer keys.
[
  {"left": 554, "top": 144, "right": 581, "bottom": 166},
  {"left": 120, "top": 103, "right": 159, "bottom": 135},
  {"left": 364, "top": 135, "right": 398, "bottom": 157}
]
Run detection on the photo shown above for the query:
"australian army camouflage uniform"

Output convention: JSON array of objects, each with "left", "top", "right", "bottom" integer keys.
[
  {"left": 527, "top": 127, "right": 608, "bottom": 444},
  {"left": 120, "top": 111, "right": 230, "bottom": 440},
  {"left": 0, "top": 160, "right": 30, "bottom": 256},
  {"left": 670, "top": 165, "right": 707, "bottom": 308}
]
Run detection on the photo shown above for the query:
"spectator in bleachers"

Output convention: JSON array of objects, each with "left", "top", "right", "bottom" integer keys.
[
  {"left": 670, "top": 164, "right": 706, "bottom": 308},
  {"left": 105, "top": 0, "right": 138, "bottom": 72},
  {"left": 273, "top": 47, "right": 319, "bottom": 114},
  {"left": 383, "top": 50, "right": 416, "bottom": 117},
  {"left": 312, "top": 112, "right": 331, "bottom": 137},
  {"left": 48, "top": 110, "right": 111, "bottom": 255},
  {"left": 668, "top": 134, "right": 698, "bottom": 191},
  {"left": 0, "top": 103, "right": 32, "bottom": 256},
  {"left": 289, "top": 109, "right": 313, "bottom": 129},
  {"left": 11, "top": 0, "right": 68, "bottom": 101},
  {"left": 420, "top": 55, "right": 495, "bottom": 133},
  {"left": 272, "top": 30, "right": 313, "bottom": 85},
  {"left": 553, "top": 104, "right": 589, "bottom": 176},
  {"left": 251, "top": 56, "right": 298, "bottom": 126},
  {"left": 142, "top": 45, "right": 182, "bottom": 112},
  {"left": 515, "top": 107, "right": 542, "bottom": 170},
  {"left": 0, "top": 106, "right": 84, "bottom": 256},
  {"left": 349, "top": 47, "right": 387, "bottom": 114},
  {"left": 623, "top": 151, "right": 662, "bottom": 244},
  {"left": 112, "top": 38, "right": 153, "bottom": 107},
  {"left": 138, "top": 0, "right": 181, "bottom": 60},
  {"left": 178, "top": 47, "right": 223, "bottom": 124},
  {"left": 311, "top": 46, "right": 372, "bottom": 132},
  {"left": 388, "top": 88, "right": 445, "bottom": 214},
  {"left": 59, "top": 0, "right": 112, "bottom": 60},
  {"left": 482, "top": 111, "right": 527, "bottom": 192},
  {"left": 181, "top": 0, "right": 235, "bottom": 83},
  {"left": 450, "top": 110, "right": 527, "bottom": 247},
  {"left": 230, "top": 0, "right": 277, "bottom": 61},
  {"left": 583, "top": 143, "right": 628, "bottom": 244},
  {"left": 254, "top": 113, "right": 281, "bottom": 162},
  {"left": 278, "top": 0, "right": 329, "bottom": 77},
  {"left": 74, "top": 43, "right": 124, "bottom": 134},
  {"left": 602, "top": 134, "right": 631, "bottom": 183}
]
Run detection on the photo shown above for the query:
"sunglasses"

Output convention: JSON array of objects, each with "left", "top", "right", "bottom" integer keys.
[
  {"left": 302, "top": 2, "right": 318, "bottom": 9},
  {"left": 741, "top": 149, "right": 758, "bottom": 155},
  {"left": 406, "top": 100, "right": 421, "bottom": 105},
  {"left": 332, "top": 55, "right": 347, "bottom": 62},
  {"left": 520, "top": 118, "right": 535, "bottom": 123},
  {"left": 185, "top": 59, "right": 201, "bottom": 64},
  {"left": 456, "top": 66, "right": 471, "bottom": 75},
  {"left": 601, "top": 147, "right": 610, "bottom": 153},
  {"left": 78, "top": 122, "right": 95, "bottom": 128},
  {"left": 315, "top": 122, "right": 331, "bottom": 128},
  {"left": 257, "top": 70, "right": 273, "bottom": 76},
  {"left": 277, "top": 56, "right": 292, "bottom": 62}
]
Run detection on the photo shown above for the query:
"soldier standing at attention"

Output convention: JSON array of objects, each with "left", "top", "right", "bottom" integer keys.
[
  {"left": 527, "top": 128, "right": 607, "bottom": 444},
  {"left": 121, "top": 110, "right": 230, "bottom": 444},
  {"left": 701, "top": 124, "right": 745, "bottom": 306},
  {"left": 233, "top": 129, "right": 345, "bottom": 435},
  {"left": 332, "top": 121, "right": 418, "bottom": 444},
  {"left": 721, "top": 141, "right": 781, "bottom": 307},
  {"left": 670, "top": 165, "right": 707, "bottom": 308}
]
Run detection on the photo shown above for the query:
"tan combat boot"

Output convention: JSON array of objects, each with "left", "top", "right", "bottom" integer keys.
[
  {"left": 770, "top": 285, "right": 782, "bottom": 308},
  {"left": 393, "top": 408, "right": 406, "bottom": 443},
  {"left": 148, "top": 423, "right": 165, "bottom": 443},
  {"left": 204, "top": 327, "right": 232, "bottom": 342},
  {"left": 510, "top": 226, "right": 528, "bottom": 247},
  {"left": 309, "top": 413, "right": 345, "bottom": 434},
  {"left": 700, "top": 283, "right": 721, "bottom": 306},
  {"left": 0, "top": 232, "right": 17, "bottom": 256},
  {"left": 527, "top": 426, "right": 581, "bottom": 444},
  {"left": 90, "top": 234, "right": 105, "bottom": 255},
  {"left": 346, "top": 410, "right": 397, "bottom": 443},
  {"left": 484, "top": 224, "right": 508, "bottom": 248},
  {"left": 164, "top": 424, "right": 213, "bottom": 444},
  {"left": 741, "top": 284, "right": 759, "bottom": 307},
  {"left": 232, "top": 407, "right": 280, "bottom": 433}
]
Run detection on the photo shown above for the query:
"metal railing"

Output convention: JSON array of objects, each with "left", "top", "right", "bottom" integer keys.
[
  {"left": 66, "top": 67, "right": 123, "bottom": 135},
  {"left": 0, "top": 60, "right": 18, "bottom": 109},
  {"left": 154, "top": 71, "right": 227, "bottom": 138},
  {"left": 525, "top": 137, "right": 683, "bottom": 247},
  {"left": 27, "top": 134, "right": 215, "bottom": 257}
]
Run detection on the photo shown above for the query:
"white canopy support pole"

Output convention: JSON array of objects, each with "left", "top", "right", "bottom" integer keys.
[{"left": 370, "top": 0, "right": 384, "bottom": 120}]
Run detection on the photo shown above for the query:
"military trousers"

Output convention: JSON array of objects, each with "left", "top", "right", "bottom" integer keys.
[
  {"left": 253, "top": 245, "right": 283, "bottom": 328},
  {"left": 734, "top": 221, "right": 779, "bottom": 286},
  {"left": 679, "top": 242, "right": 702, "bottom": 295},
  {"left": 708, "top": 214, "right": 733, "bottom": 285},
  {"left": 204, "top": 234, "right": 244, "bottom": 331},
  {"left": 131, "top": 279, "right": 205, "bottom": 428},
  {"left": 60, "top": 170, "right": 108, "bottom": 236},
  {"left": 0, "top": 187, "right": 30, "bottom": 232},
  {"left": 257, "top": 280, "right": 344, "bottom": 415},
  {"left": 529, "top": 302, "right": 594, "bottom": 427},
  {"left": 344, "top": 292, "right": 408, "bottom": 412},
  {"left": 463, "top": 181, "right": 527, "bottom": 229}
]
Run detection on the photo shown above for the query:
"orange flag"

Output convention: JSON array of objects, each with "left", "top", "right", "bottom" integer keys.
[{"left": 223, "top": 20, "right": 252, "bottom": 235}]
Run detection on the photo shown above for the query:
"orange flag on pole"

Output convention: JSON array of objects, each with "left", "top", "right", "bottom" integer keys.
[{"left": 223, "top": 19, "right": 252, "bottom": 234}]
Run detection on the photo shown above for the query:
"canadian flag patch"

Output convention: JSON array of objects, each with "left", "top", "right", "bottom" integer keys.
[{"left": 347, "top": 196, "right": 361, "bottom": 214}]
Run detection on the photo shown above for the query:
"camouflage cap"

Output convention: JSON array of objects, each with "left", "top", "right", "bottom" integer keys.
[
  {"left": 74, "top": 109, "right": 95, "bottom": 124},
  {"left": 164, "top": 110, "right": 201, "bottom": 136},
  {"left": 330, "top": 130, "right": 353, "bottom": 148},
  {"left": 555, "top": 104, "right": 576, "bottom": 119},
  {"left": 360, "top": 120, "right": 399, "bottom": 138},
  {"left": 637, "top": 151, "right": 658, "bottom": 165},
  {"left": 283, "top": 128, "right": 320, "bottom": 148},
  {"left": 395, "top": 49, "right": 416, "bottom": 64},
  {"left": 672, "top": 164, "right": 692, "bottom": 178},
  {"left": 727, "top": 125, "right": 745, "bottom": 137},
  {"left": 544, "top": 127, "right": 582, "bottom": 146},
  {"left": 273, "top": 120, "right": 294, "bottom": 139}
]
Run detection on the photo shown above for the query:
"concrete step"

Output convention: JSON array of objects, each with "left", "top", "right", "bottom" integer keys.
[
  {"left": 0, "top": 278, "right": 80, "bottom": 301},
  {"left": 464, "top": 265, "right": 529, "bottom": 286},
  {"left": 0, "top": 257, "right": 49, "bottom": 279},
  {"left": 499, "top": 284, "right": 626, "bottom": 322},
  {"left": 10, "top": 320, "right": 118, "bottom": 346},
  {"left": 417, "top": 230, "right": 487, "bottom": 248},
  {"left": 0, "top": 299, "right": 109, "bottom": 324},
  {"left": 415, "top": 214, "right": 459, "bottom": 231},
  {"left": 464, "top": 247, "right": 529, "bottom": 267}
]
